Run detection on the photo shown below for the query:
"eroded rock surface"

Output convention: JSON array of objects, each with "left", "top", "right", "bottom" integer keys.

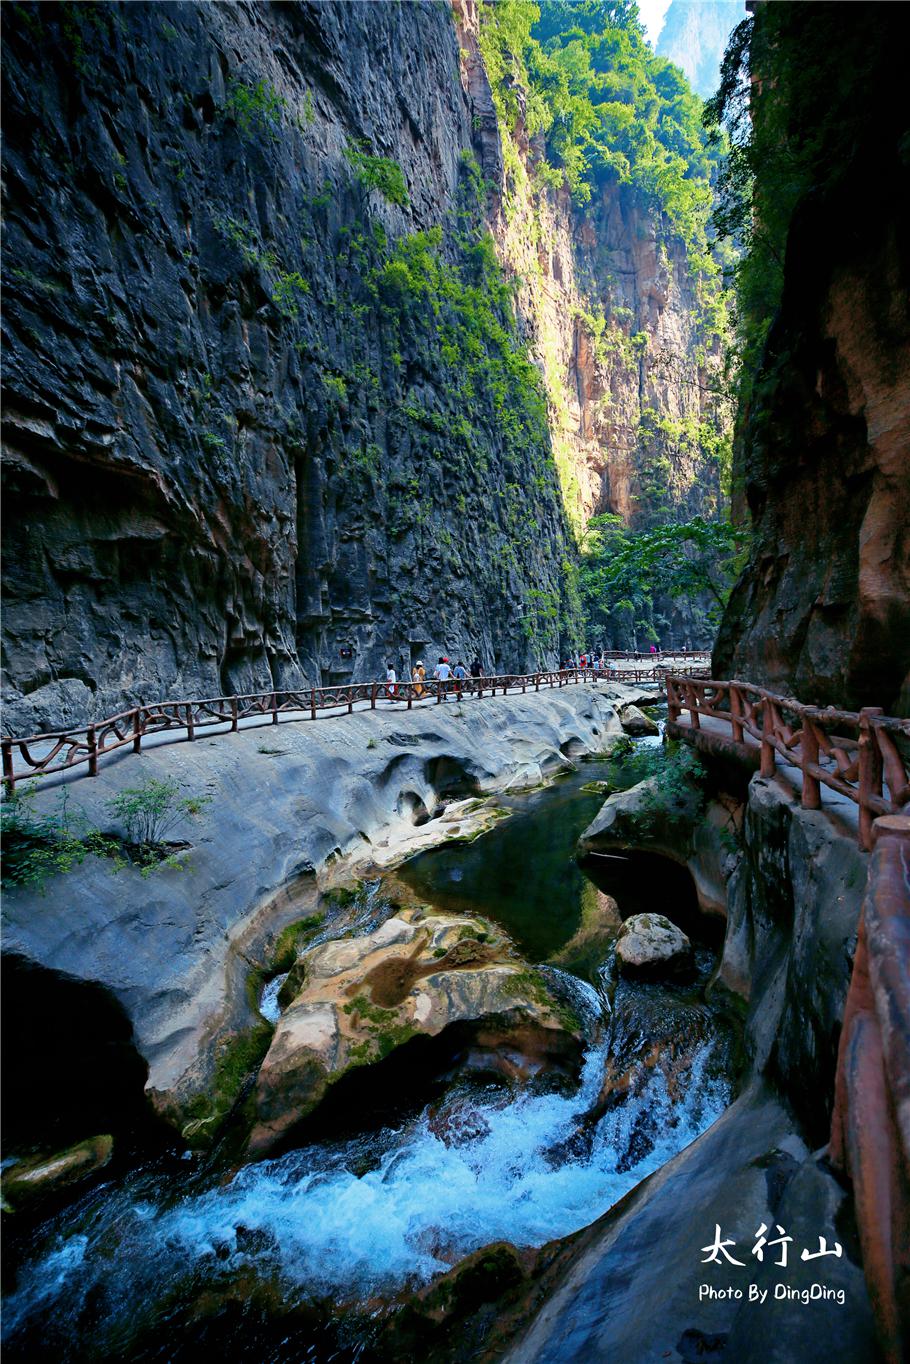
[
  {"left": 250, "top": 906, "right": 580, "bottom": 1155},
  {"left": 1, "top": 684, "right": 621, "bottom": 1134},
  {"left": 617, "top": 704, "right": 660, "bottom": 737}
]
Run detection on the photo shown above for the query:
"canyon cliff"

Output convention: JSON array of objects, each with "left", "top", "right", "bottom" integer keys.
[
  {"left": 713, "top": 2, "right": 910, "bottom": 715},
  {"left": 2, "top": 0, "right": 728, "bottom": 734}
]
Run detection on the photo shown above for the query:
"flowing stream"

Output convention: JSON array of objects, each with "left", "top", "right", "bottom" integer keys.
[{"left": 3, "top": 720, "right": 742, "bottom": 1360}]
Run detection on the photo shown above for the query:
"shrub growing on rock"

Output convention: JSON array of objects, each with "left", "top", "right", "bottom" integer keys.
[{"left": 106, "top": 776, "right": 210, "bottom": 872}]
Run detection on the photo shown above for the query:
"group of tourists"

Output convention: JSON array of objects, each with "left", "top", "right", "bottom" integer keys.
[
  {"left": 566, "top": 644, "right": 661, "bottom": 671},
  {"left": 384, "top": 655, "right": 485, "bottom": 700}
]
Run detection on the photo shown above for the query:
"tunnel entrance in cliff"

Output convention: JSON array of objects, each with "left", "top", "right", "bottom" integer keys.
[
  {"left": 1, "top": 955, "right": 162, "bottom": 1155},
  {"left": 580, "top": 849, "right": 723, "bottom": 949}
]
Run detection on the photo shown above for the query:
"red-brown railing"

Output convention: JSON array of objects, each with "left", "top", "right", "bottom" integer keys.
[
  {"left": 830, "top": 814, "right": 910, "bottom": 1364},
  {"left": 666, "top": 675, "right": 910, "bottom": 850},
  {"left": 1, "top": 661, "right": 710, "bottom": 792}
]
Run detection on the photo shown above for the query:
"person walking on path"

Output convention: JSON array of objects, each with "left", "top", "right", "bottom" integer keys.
[
  {"left": 433, "top": 656, "right": 452, "bottom": 699},
  {"left": 453, "top": 660, "right": 467, "bottom": 699},
  {"left": 412, "top": 659, "right": 426, "bottom": 698},
  {"left": 386, "top": 662, "right": 397, "bottom": 698}
]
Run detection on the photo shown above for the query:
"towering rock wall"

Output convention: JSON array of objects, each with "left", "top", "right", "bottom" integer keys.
[
  {"left": 1, "top": 0, "right": 728, "bottom": 734},
  {"left": 713, "top": 3, "right": 910, "bottom": 714}
]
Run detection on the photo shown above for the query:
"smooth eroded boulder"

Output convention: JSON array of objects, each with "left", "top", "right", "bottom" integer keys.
[
  {"left": 248, "top": 907, "right": 582, "bottom": 1155},
  {"left": 618, "top": 705, "right": 659, "bottom": 737},
  {"left": 614, "top": 913, "right": 692, "bottom": 978}
]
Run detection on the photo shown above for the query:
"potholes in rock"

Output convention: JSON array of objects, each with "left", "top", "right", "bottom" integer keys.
[
  {"left": 398, "top": 790, "right": 431, "bottom": 826},
  {"left": 559, "top": 737, "right": 588, "bottom": 760},
  {"left": 425, "top": 754, "right": 481, "bottom": 799}
]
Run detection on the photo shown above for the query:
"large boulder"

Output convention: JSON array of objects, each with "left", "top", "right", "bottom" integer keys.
[
  {"left": 614, "top": 913, "right": 692, "bottom": 978},
  {"left": 248, "top": 907, "right": 582, "bottom": 1155},
  {"left": 618, "top": 705, "right": 659, "bottom": 737}
]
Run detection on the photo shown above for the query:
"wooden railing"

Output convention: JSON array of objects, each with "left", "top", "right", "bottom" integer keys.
[
  {"left": 830, "top": 813, "right": 910, "bottom": 1364},
  {"left": 1, "top": 662, "right": 709, "bottom": 792},
  {"left": 666, "top": 675, "right": 910, "bottom": 850}
]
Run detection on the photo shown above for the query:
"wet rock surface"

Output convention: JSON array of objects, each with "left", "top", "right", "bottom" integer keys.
[
  {"left": 2, "top": 1135, "right": 113, "bottom": 1210},
  {"left": 618, "top": 703, "right": 660, "bottom": 736},
  {"left": 503, "top": 1082, "right": 877, "bottom": 1364},
  {"left": 250, "top": 906, "right": 581, "bottom": 1155}
]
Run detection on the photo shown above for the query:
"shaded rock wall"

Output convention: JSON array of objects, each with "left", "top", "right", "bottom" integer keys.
[
  {"left": 1, "top": 0, "right": 578, "bottom": 733},
  {"left": 713, "top": 5, "right": 910, "bottom": 714}
]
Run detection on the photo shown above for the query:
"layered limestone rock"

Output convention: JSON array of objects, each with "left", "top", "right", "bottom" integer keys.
[
  {"left": 250, "top": 906, "right": 580, "bottom": 1155},
  {"left": 1, "top": 0, "right": 577, "bottom": 733},
  {"left": 2, "top": 1, "right": 730, "bottom": 734}
]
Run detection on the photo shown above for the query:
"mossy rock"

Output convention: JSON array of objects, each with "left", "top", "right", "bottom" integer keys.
[
  {"left": 181, "top": 1021, "right": 274, "bottom": 1147},
  {"left": 3, "top": 1134, "right": 113, "bottom": 1208}
]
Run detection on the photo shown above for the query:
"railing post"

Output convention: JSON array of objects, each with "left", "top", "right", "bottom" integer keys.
[
  {"left": 436, "top": 683, "right": 442, "bottom": 704},
  {"left": 521, "top": 675, "right": 526, "bottom": 694},
  {"left": 347, "top": 691, "right": 354, "bottom": 715},
  {"left": 686, "top": 684, "right": 700, "bottom": 730},
  {"left": 310, "top": 689, "right": 316, "bottom": 721},
  {"left": 271, "top": 692, "right": 279, "bottom": 724},
  {"left": 666, "top": 677, "right": 681, "bottom": 723},
  {"left": 370, "top": 683, "right": 377, "bottom": 710},
  {"left": 2, "top": 738, "right": 14, "bottom": 797},
  {"left": 186, "top": 704, "right": 195, "bottom": 741},
  {"left": 801, "top": 715, "right": 821, "bottom": 810},
  {"left": 760, "top": 697, "right": 775, "bottom": 777},
  {"left": 535, "top": 673, "right": 540, "bottom": 692},
  {"left": 407, "top": 687, "right": 412, "bottom": 710},
  {"left": 858, "top": 707, "right": 884, "bottom": 851},
  {"left": 133, "top": 708, "right": 142, "bottom": 753},
  {"left": 87, "top": 724, "right": 98, "bottom": 776},
  {"left": 231, "top": 697, "right": 239, "bottom": 732},
  {"left": 730, "top": 685, "right": 744, "bottom": 744}
]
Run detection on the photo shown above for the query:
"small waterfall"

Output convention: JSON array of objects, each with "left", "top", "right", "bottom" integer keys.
[
  {"left": 259, "top": 880, "right": 394, "bottom": 1022},
  {"left": 3, "top": 1007, "right": 733, "bottom": 1351}
]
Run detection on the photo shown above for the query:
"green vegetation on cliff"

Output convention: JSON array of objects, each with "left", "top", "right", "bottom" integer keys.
[{"left": 479, "top": 0, "right": 726, "bottom": 268}]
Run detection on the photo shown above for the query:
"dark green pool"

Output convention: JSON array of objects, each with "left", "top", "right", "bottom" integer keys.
[{"left": 397, "top": 765, "right": 615, "bottom": 963}]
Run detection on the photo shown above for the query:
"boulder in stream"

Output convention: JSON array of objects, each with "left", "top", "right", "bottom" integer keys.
[
  {"left": 614, "top": 913, "right": 692, "bottom": 978},
  {"left": 248, "top": 907, "right": 582, "bottom": 1156},
  {"left": 618, "top": 705, "right": 660, "bottom": 737},
  {"left": 2, "top": 1134, "right": 113, "bottom": 1210}
]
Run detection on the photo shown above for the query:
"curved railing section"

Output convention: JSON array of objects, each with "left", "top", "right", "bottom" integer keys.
[
  {"left": 666, "top": 675, "right": 910, "bottom": 850},
  {"left": 1, "top": 659, "right": 711, "bottom": 791}
]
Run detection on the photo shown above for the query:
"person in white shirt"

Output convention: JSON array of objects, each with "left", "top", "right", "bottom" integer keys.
[
  {"left": 433, "top": 656, "right": 452, "bottom": 699},
  {"left": 386, "top": 662, "right": 397, "bottom": 697}
]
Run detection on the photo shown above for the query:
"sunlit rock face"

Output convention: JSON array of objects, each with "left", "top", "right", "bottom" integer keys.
[{"left": 713, "top": 8, "right": 910, "bottom": 715}]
